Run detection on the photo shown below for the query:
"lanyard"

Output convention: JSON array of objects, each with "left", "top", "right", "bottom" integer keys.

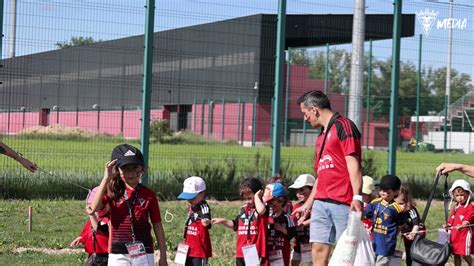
[
  {"left": 371, "top": 202, "right": 390, "bottom": 231},
  {"left": 124, "top": 184, "right": 141, "bottom": 242},
  {"left": 91, "top": 226, "right": 97, "bottom": 255},
  {"left": 245, "top": 209, "right": 256, "bottom": 242}
]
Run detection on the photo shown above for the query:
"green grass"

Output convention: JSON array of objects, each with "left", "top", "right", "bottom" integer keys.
[
  {"left": 3, "top": 137, "right": 474, "bottom": 199},
  {"left": 0, "top": 199, "right": 453, "bottom": 265}
]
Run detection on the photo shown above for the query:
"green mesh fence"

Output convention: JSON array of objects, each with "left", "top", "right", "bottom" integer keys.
[{"left": 0, "top": 0, "right": 473, "bottom": 199}]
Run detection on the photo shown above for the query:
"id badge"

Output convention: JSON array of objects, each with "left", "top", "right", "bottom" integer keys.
[
  {"left": 268, "top": 249, "right": 284, "bottom": 266},
  {"left": 125, "top": 241, "right": 149, "bottom": 266},
  {"left": 437, "top": 228, "right": 449, "bottom": 244},
  {"left": 300, "top": 243, "right": 312, "bottom": 263},
  {"left": 242, "top": 244, "right": 260, "bottom": 265},
  {"left": 174, "top": 243, "right": 189, "bottom": 265}
]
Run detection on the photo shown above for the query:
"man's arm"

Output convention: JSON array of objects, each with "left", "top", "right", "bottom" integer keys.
[
  {"left": 436, "top": 163, "right": 474, "bottom": 177},
  {"left": 0, "top": 142, "right": 38, "bottom": 172},
  {"left": 346, "top": 154, "right": 362, "bottom": 211}
]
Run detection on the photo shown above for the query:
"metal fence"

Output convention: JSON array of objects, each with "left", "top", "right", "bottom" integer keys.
[{"left": 1, "top": 0, "right": 473, "bottom": 199}]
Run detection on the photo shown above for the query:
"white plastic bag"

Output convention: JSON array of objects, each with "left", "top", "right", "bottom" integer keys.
[
  {"left": 353, "top": 221, "right": 375, "bottom": 266},
  {"left": 329, "top": 211, "right": 375, "bottom": 266}
]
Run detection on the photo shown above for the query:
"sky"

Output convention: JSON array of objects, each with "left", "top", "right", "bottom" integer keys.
[{"left": 1, "top": 0, "right": 473, "bottom": 78}]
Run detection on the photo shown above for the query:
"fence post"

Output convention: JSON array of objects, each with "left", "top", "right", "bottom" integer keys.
[
  {"left": 271, "top": 0, "right": 287, "bottom": 175},
  {"left": 193, "top": 98, "right": 197, "bottom": 133},
  {"left": 237, "top": 97, "right": 241, "bottom": 143},
  {"left": 21, "top": 106, "right": 26, "bottom": 129},
  {"left": 97, "top": 107, "right": 100, "bottom": 132},
  {"left": 388, "top": 0, "right": 402, "bottom": 175},
  {"left": 324, "top": 43, "right": 330, "bottom": 94},
  {"left": 208, "top": 100, "right": 213, "bottom": 137},
  {"left": 221, "top": 97, "right": 225, "bottom": 140},
  {"left": 241, "top": 102, "right": 245, "bottom": 144},
  {"left": 200, "top": 100, "right": 205, "bottom": 136},
  {"left": 284, "top": 48, "right": 291, "bottom": 147},
  {"left": 120, "top": 105, "right": 125, "bottom": 135},
  {"left": 76, "top": 107, "right": 79, "bottom": 127},
  {"left": 252, "top": 96, "right": 257, "bottom": 146},
  {"left": 303, "top": 118, "right": 307, "bottom": 147},
  {"left": 415, "top": 34, "right": 422, "bottom": 151},
  {"left": 270, "top": 97, "right": 274, "bottom": 145},
  {"left": 366, "top": 40, "right": 372, "bottom": 150},
  {"left": 139, "top": 0, "right": 155, "bottom": 186}
]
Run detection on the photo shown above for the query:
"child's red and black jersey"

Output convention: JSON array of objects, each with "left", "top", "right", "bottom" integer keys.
[
  {"left": 267, "top": 211, "right": 296, "bottom": 266},
  {"left": 103, "top": 184, "right": 161, "bottom": 254},
  {"left": 290, "top": 201, "right": 310, "bottom": 253},
  {"left": 314, "top": 113, "right": 361, "bottom": 206},
  {"left": 233, "top": 205, "right": 268, "bottom": 259},
  {"left": 447, "top": 203, "right": 474, "bottom": 256},
  {"left": 184, "top": 200, "right": 212, "bottom": 258},
  {"left": 79, "top": 220, "right": 109, "bottom": 255}
]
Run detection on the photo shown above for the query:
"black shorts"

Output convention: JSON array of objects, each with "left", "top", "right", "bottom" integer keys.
[{"left": 185, "top": 257, "right": 208, "bottom": 266}]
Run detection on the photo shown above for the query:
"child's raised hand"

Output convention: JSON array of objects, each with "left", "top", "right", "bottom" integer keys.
[
  {"left": 85, "top": 205, "right": 94, "bottom": 216},
  {"left": 255, "top": 189, "right": 263, "bottom": 199},
  {"left": 103, "top": 159, "right": 118, "bottom": 180}
]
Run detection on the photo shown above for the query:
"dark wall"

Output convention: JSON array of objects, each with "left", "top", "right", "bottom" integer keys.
[{"left": 0, "top": 14, "right": 414, "bottom": 111}]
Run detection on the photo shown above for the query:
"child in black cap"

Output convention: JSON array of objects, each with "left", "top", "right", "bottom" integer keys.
[
  {"left": 364, "top": 174, "right": 403, "bottom": 266},
  {"left": 90, "top": 144, "right": 168, "bottom": 266}
]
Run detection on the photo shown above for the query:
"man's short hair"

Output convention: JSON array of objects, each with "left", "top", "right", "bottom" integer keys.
[{"left": 296, "top": 90, "right": 331, "bottom": 110}]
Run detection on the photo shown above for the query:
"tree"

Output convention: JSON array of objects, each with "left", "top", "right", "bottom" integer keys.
[
  {"left": 289, "top": 48, "right": 310, "bottom": 66},
  {"left": 55, "top": 36, "right": 99, "bottom": 48},
  {"left": 287, "top": 47, "right": 473, "bottom": 119},
  {"left": 302, "top": 48, "right": 351, "bottom": 93},
  {"left": 425, "top": 67, "right": 473, "bottom": 104}
]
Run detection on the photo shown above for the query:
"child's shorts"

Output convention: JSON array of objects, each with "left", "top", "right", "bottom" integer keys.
[{"left": 185, "top": 257, "right": 208, "bottom": 266}]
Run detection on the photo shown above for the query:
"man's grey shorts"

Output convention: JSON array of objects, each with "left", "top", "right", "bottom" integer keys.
[{"left": 309, "top": 199, "right": 350, "bottom": 245}]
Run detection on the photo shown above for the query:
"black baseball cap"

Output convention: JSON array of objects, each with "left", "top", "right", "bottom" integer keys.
[
  {"left": 378, "top": 175, "right": 401, "bottom": 190},
  {"left": 111, "top": 144, "right": 145, "bottom": 167}
]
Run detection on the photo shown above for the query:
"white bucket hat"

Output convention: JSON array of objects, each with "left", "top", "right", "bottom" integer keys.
[
  {"left": 449, "top": 179, "right": 472, "bottom": 198},
  {"left": 449, "top": 179, "right": 472, "bottom": 207}
]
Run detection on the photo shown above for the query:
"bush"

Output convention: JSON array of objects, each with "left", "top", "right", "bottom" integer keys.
[
  {"left": 150, "top": 119, "right": 173, "bottom": 143},
  {"left": 362, "top": 151, "right": 378, "bottom": 177}
]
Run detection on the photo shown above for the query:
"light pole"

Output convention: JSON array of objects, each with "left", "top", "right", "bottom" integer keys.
[{"left": 443, "top": 0, "right": 453, "bottom": 153}]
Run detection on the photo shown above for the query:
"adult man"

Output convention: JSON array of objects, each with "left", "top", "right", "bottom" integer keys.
[
  {"left": 293, "top": 90, "right": 363, "bottom": 266},
  {"left": 0, "top": 141, "right": 38, "bottom": 172}
]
